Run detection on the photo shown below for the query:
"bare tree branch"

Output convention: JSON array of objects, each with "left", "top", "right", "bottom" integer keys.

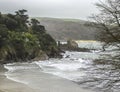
[{"left": 89, "top": 0, "right": 120, "bottom": 49}]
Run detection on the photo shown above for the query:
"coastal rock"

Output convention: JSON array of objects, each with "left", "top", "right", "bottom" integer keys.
[
  {"left": 32, "top": 50, "right": 49, "bottom": 61},
  {"left": 59, "top": 40, "right": 90, "bottom": 52},
  {"left": 67, "top": 40, "right": 78, "bottom": 49}
]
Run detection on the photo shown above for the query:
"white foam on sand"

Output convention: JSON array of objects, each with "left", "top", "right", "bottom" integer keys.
[
  {"left": 5, "top": 73, "right": 29, "bottom": 85},
  {"left": 2, "top": 50, "right": 98, "bottom": 92},
  {"left": 34, "top": 56, "right": 92, "bottom": 82},
  {"left": 3, "top": 51, "right": 95, "bottom": 85},
  {"left": 4, "top": 63, "right": 39, "bottom": 85},
  {"left": 3, "top": 62, "right": 94, "bottom": 92}
]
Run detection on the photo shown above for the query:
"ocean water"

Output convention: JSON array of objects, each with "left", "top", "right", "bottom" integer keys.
[{"left": 4, "top": 41, "right": 120, "bottom": 92}]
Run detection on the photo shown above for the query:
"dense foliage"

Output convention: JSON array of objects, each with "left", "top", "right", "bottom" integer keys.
[{"left": 0, "top": 9, "right": 59, "bottom": 62}]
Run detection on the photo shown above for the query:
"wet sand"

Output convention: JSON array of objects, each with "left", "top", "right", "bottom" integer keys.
[
  {"left": 0, "top": 76, "right": 38, "bottom": 92},
  {"left": 0, "top": 90, "right": 4, "bottom": 92},
  {"left": 0, "top": 65, "right": 94, "bottom": 92},
  {"left": 0, "top": 65, "right": 38, "bottom": 92}
]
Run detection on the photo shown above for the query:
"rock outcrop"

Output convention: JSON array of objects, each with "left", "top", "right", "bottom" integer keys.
[{"left": 59, "top": 40, "right": 90, "bottom": 52}]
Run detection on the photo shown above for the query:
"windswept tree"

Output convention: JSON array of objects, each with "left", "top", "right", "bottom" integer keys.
[
  {"left": 15, "top": 9, "right": 29, "bottom": 31},
  {"left": 88, "top": 1, "right": 120, "bottom": 90},
  {"left": 31, "top": 18, "right": 46, "bottom": 33},
  {"left": 89, "top": 0, "right": 120, "bottom": 49}
]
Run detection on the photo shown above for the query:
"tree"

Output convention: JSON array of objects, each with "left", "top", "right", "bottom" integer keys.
[
  {"left": 31, "top": 18, "right": 40, "bottom": 26},
  {"left": 0, "top": 12, "right": 1, "bottom": 18},
  {"left": 15, "top": 9, "right": 29, "bottom": 30},
  {"left": 31, "top": 18, "right": 58, "bottom": 56},
  {"left": 31, "top": 18, "right": 46, "bottom": 33},
  {"left": 0, "top": 10, "right": 59, "bottom": 62},
  {"left": 89, "top": 0, "right": 120, "bottom": 49},
  {"left": 0, "top": 24, "right": 9, "bottom": 48}
]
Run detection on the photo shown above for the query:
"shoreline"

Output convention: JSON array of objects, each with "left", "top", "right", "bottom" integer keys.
[
  {"left": 0, "top": 64, "right": 94, "bottom": 92},
  {"left": 0, "top": 65, "right": 38, "bottom": 92}
]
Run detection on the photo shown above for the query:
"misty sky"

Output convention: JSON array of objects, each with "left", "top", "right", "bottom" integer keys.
[{"left": 0, "top": 0, "right": 99, "bottom": 20}]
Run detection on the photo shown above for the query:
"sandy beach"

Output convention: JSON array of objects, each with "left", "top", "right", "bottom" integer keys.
[
  {"left": 0, "top": 76, "right": 38, "bottom": 92},
  {"left": 0, "top": 64, "right": 94, "bottom": 92},
  {"left": 0, "top": 65, "right": 38, "bottom": 92},
  {"left": 0, "top": 90, "right": 4, "bottom": 92}
]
